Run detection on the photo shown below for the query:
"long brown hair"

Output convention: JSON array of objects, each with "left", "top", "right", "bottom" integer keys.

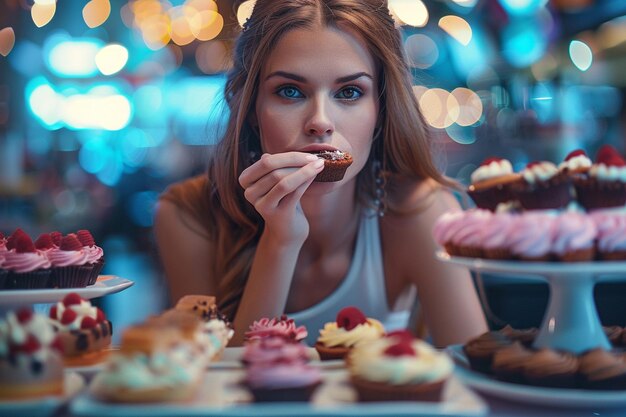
[{"left": 206, "top": 0, "right": 455, "bottom": 319}]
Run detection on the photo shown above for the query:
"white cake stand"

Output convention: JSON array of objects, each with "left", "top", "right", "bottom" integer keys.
[{"left": 436, "top": 252, "right": 626, "bottom": 354}]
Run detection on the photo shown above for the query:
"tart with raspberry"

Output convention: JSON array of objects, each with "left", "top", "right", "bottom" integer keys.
[{"left": 49, "top": 292, "right": 113, "bottom": 366}]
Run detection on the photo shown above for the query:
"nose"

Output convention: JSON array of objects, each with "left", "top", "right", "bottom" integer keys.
[{"left": 304, "top": 95, "right": 334, "bottom": 138}]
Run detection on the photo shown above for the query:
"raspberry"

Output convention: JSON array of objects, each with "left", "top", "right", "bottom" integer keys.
[
  {"left": 49, "top": 305, "right": 58, "bottom": 319},
  {"left": 34, "top": 233, "right": 54, "bottom": 250},
  {"left": 20, "top": 334, "right": 41, "bottom": 354},
  {"left": 61, "top": 309, "right": 77, "bottom": 325},
  {"left": 16, "top": 308, "right": 34, "bottom": 324},
  {"left": 596, "top": 145, "right": 626, "bottom": 166},
  {"left": 386, "top": 329, "right": 414, "bottom": 342},
  {"left": 50, "top": 231, "right": 63, "bottom": 247},
  {"left": 336, "top": 306, "right": 367, "bottom": 331},
  {"left": 80, "top": 316, "right": 97, "bottom": 329},
  {"left": 76, "top": 230, "right": 95, "bottom": 247},
  {"left": 481, "top": 157, "right": 503, "bottom": 166},
  {"left": 63, "top": 292, "right": 82, "bottom": 306},
  {"left": 50, "top": 336, "right": 64, "bottom": 354},
  {"left": 564, "top": 149, "right": 587, "bottom": 161},
  {"left": 60, "top": 234, "right": 82, "bottom": 251},
  {"left": 383, "top": 341, "right": 416, "bottom": 357},
  {"left": 14, "top": 234, "right": 36, "bottom": 253},
  {"left": 96, "top": 308, "right": 106, "bottom": 322}
]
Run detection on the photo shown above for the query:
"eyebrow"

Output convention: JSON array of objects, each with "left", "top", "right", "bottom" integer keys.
[{"left": 265, "top": 71, "right": 373, "bottom": 83}]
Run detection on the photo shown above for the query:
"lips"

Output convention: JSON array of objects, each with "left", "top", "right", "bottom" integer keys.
[{"left": 298, "top": 145, "right": 339, "bottom": 153}]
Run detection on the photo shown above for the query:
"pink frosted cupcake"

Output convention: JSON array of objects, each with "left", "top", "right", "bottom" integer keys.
[
  {"left": 0, "top": 232, "right": 7, "bottom": 288},
  {"left": 76, "top": 230, "right": 104, "bottom": 285},
  {"left": 590, "top": 210, "right": 626, "bottom": 260},
  {"left": 47, "top": 234, "right": 92, "bottom": 288},
  {"left": 445, "top": 209, "right": 491, "bottom": 258},
  {"left": 242, "top": 336, "right": 310, "bottom": 367},
  {"left": 4, "top": 233, "right": 52, "bottom": 289},
  {"left": 432, "top": 211, "right": 466, "bottom": 256},
  {"left": 245, "top": 315, "right": 308, "bottom": 343},
  {"left": 481, "top": 210, "right": 517, "bottom": 260},
  {"left": 551, "top": 210, "right": 596, "bottom": 261},
  {"left": 467, "top": 157, "right": 521, "bottom": 211},
  {"left": 242, "top": 339, "right": 322, "bottom": 402},
  {"left": 575, "top": 145, "right": 626, "bottom": 210},
  {"left": 509, "top": 211, "right": 556, "bottom": 261},
  {"left": 513, "top": 161, "right": 573, "bottom": 210}
]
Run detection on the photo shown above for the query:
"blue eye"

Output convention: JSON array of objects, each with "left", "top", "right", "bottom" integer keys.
[
  {"left": 277, "top": 86, "right": 303, "bottom": 99},
  {"left": 336, "top": 87, "right": 363, "bottom": 101}
]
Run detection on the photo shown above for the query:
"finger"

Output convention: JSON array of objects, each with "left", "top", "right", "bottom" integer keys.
[
  {"left": 279, "top": 175, "right": 316, "bottom": 210},
  {"left": 255, "top": 159, "right": 324, "bottom": 212},
  {"left": 239, "top": 152, "right": 319, "bottom": 189},
  {"left": 243, "top": 166, "right": 300, "bottom": 204}
]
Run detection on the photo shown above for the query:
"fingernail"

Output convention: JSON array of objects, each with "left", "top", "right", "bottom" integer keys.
[
  {"left": 306, "top": 154, "right": 319, "bottom": 162},
  {"left": 313, "top": 159, "right": 324, "bottom": 168}
]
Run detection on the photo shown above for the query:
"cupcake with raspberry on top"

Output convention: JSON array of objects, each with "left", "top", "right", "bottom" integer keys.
[
  {"left": 0, "top": 232, "right": 7, "bottom": 288},
  {"left": 3, "top": 232, "right": 52, "bottom": 289},
  {"left": 512, "top": 161, "right": 572, "bottom": 210},
  {"left": 245, "top": 315, "right": 308, "bottom": 343},
  {"left": 467, "top": 157, "right": 521, "bottom": 211},
  {"left": 559, "top": 149, "right": 592, "bottom": 179},
  {"left": 575, "top": 145, "right": 626, "bottom": 210},
  {"left": 315, "top": 306, "right": 385, "bottom": 360},
  {"left": 47, "top": 234, "right": 92, "bottom": 288},
  {"left": 48, "top": 292, "right": 112, "bottom": 366},
  {"left": 76, "top": 229, "right": 104, "bottom": 285}
]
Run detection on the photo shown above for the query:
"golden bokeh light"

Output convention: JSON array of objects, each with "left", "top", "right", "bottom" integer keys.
[
  {"left": 31, "top": 3, "right": 56, "bottom": 28},
  {"left": 0, "top": 27, "right": 16, "bottom": 57},
  {"left": 237, "top": 0, "right": 256, "bottom": 28},
  {"left": 83, "top": 0, "right": 111, "bottom": 29},
  {"left": 438, "top": 15, "right": 472, "bottom": 46},
  {"left": 195, "top": 40, "right": 232, "bottom": 74},
  {"left": 450, "top": 88, "right": 483, "bottom": 126},
  {"left": 388, "top": 0, "right": 428, "bottom": 28},
  {"left": 419, "top": 88, "right": 459, "bottom": 129},
  {"left": 96, "top": 44, "right": 129, "bottom": 76}
]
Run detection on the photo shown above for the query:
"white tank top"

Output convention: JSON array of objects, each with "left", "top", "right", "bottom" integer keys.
[{"left": 288, "top": 209, "right": 415, "bottom": 346}]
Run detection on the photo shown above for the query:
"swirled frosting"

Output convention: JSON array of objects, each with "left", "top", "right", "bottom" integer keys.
[
  {"left": 348, "top": 337, "right": 453, "bottom": 385},
  {"left": 590, "top": 211, "right": 626, "bottom": 252},
  {"left": 590, "top": 164, "right": 626, "bottom": 182},
  {"left": 3, "top": 250, "right": 51, "bottom": 273},
  {"left": 508, "top": 212, "right": 556, "bottom": 258},
  {"left": 522, "top": 161, "right": 559, "bottom": 184},
  {"left": 551, "top": 210, "right": 596, "bottom": 255},
  {"left": 432, "top": 211, "right": 465, "bottom": 247},
  {"left": 559, "top": 152, "right": 591, "bottom": 172},
  {"left": 245, "top": 315, "right": 307, "bottom": 342},
  {"left": 82, "top": 245, "right": 104, "bottom": 264},
  {"left": 471, "top": 158, "right": 514, "bottom": 183},
  {"left": 578, "top": 348, "right": 626, "bottom": 381},
  {"left": 242, "top": 337, "right": 309, "bottom": 366},
  {"left": 318, "top": 318, "right": 384, "bottom": 348},
  {"left": 491, "top": 342, "right": 533, "bottom": 375},
  {"left": 480, "top": 211, "right": 516, "bottom": 250},
  {"left": 47, "top": 247, "right": 89, "bottom": 267},
  {"left": 522, "top": 348, "right": 578, "bottom": 380},
  {"left": 444, "top": 209, "right": 491, "bottom": 248},
  {"left": 245, "top": 362, "right": 321, "bottom": 389}
]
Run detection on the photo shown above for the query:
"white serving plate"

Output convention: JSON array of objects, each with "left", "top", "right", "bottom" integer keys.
[
  {"left": 0, "top": 275, "right": 133, "bottom": 306},
  {"left": 71, "top": 368, "right": 487, "bottom": 417},
  {"left": 447, "top": 344, "right": 626, "bottom": 408},
  {"left": 0, "top": 372, "right": 84, "bottom": 417}
]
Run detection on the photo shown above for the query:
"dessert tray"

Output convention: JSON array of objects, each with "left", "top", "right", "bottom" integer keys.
[
  {"left": 70, "top": 364, "right": 487, "bottom": 417},
  {"left": 436, "top": 252, "right": 626, "bottom": 354},
  {"left": 0, "top": 275, "right": 133, "bottom": 306},
  {"left": 0, "top": 372, "right": 84, "bottom": 417},
  {"left": 447, "top": 344, "right": 626, "bottom": 408}
]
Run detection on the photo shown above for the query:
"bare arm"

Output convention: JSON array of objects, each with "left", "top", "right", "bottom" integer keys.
[
  {"left": 386, "top": 183, "right": 488, "bottom": 347},
  {"left": 153, "top": 200, "right": 216, "bottom": 304}
]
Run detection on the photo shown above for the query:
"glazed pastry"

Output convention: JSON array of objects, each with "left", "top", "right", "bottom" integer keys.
[
  {"left": 309, "top": 150, "right": 353, "bottom": 182},
  {"left": 315, "top": 306, "right": 385, "bottom": 360},
  {"left": 463, "top": 330, "right": 513, "bottom": 374},
  {"left": 48, "top": 292, "right": 113, "bottom": 366},
  {"left": 522, "top": 348, "right": 578, "bottom": 388},
  {"left": 578, "top": 348, "right": 626, "bottom": 390},
  {"left": 245, "top": 315, "right": 308, "bottom": 343},
  {"left": 348, "top": 334, "right": 453, "bottom": 402},
  {"left": 0, "top": 308, "right": 64, "bottom": 400}
]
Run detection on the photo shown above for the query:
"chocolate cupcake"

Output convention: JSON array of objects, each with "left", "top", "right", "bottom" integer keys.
[
  {"left": 491, "top": 342, "right": 534, "bottom": 384},
  {"left": 575, "top": 145, "right": 626, "bottom": 210},
  {"left": 467, "top": 157, "right": 521, "bottom": 211},
  {"left": 522, "top": 348, "right": 578, "bottom": 388},
  {"left": 499, "top": 325, "right": 538, "bottom": 348},
  {"left": 309, "top": 150, "right": 353, "bottom": 182},
  {"left": 512, "top": 161, "right": 573, "bottom": 211},
  {"left": 463, "top": 331, "right": 513, "bottom": 374},
  {"left": 578, "top": 348, "right": 626, "bottom": 390},
  {"left": 604, "top": 325, "right": 623, "bottom": 347}
]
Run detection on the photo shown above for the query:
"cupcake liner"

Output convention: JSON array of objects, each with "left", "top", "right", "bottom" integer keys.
[
  {"left": 350, "top": 375, "right": 445, "bottom": 402},
  {"left": 554, "top": 247, "right": 595, "bottom": 262},
  {"left": 599, "top": 250, "right": 626, "bottom": 261},
  {"left": 443, "top": 243, "right": 462, "bottom": 257},
  {"left": 245, "top": 381, "right": 321, "bottom": 402},
  {"left": 483, "top": 248, "right": 513, "bottom": 260},
  {"left": 458, "top": 246, "right": 483, "bottom": 258},
  {"left": 467, "top": 182, "right": 515, "bottom": 212},
  {"left": 0, "top": 269, "right": 8, "bottom": 289},
  {"left": 87, "top": 258, "right": 105, "bottom": 286},
  {"left": 574, "top": 178, "right": 626, "bottom": 210},
  {"left": 513, "top": 176, "right": 573, "bottom": 210},
  {"left": 49, "top": 265, "right": 92, "bottom": 288},
  {"left": 314, "top": 342, "right": 350, "bottom": 361},
  {"left": 9, "top": 269, "right": 52, "bottom": 289}
]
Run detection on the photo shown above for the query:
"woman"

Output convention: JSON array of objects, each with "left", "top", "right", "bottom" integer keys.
[{"left": 154, "top": 0, "right": 487, "bottom": 346}]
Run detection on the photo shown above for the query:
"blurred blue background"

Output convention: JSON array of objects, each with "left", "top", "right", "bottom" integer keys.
[{"left": 2, "top": 0, "right": 626, "bottom": 337}]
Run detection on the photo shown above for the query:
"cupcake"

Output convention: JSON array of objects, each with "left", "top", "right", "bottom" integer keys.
[
  {"left": 0, "top": 308, "right": 64, "bottom": 400},
  {"left": 551, "top": 209, "right": 596, "bottom": 262},
  {"left": 91, "top": 323, "right": 203, "bottom": 403},
  {"left": 463, "top": 330, "right": 513, "bottom": 374},
  {"left": 512, "top": 161, "right": 573, "bottom": 210},
  {"left": 522, "top": 348, "right": 578, "bottom": 388},
  {"left": 315, "top": 306, "right": 385, "bottom": 360},
  {"left": 575, "top": 145, "right": 626, "bottom": 210},
  {"left": 76, "top": 229, "right": 105, "bottom": 286},
  {"left": 440, "top": 209, "right": 492, "bottom": 258},
  {"left": 432, "top": 210, "right": 466, "bottom": 256},
  {"left": 3, "top": 232, "right": 52, "bottom": 289},
  {"left": 559, "top": 149, "right": 592, "bottom": 179},
  {"left": 590, "top": 210, "right": 626, "bottom": 260},
  {"left": 604, "top": 325, "right": 623, "bottom": 347},
  {"left": 245, "top": 315, "right": 308, "bottom": 343},
  {"left": 0, "top": 232, "right": 7, "bottom": 288},
  {"left": 499, "top": 325, "right": 538, "bottom": 348},
  {"left": 47, "top": 234, "right": 92, "bottom": 288},
  {"left": 242, "top": 338, "right": 322, "bottom": 402},
  {"left": 467, "top": 157, "right": 521, "bottom": 211},
  {"left": 309, "top": 150, "right": 353, "bottom": 182},
  {"left": 348, "top": 334, "right": 453, "bottom": 402},
  {"left": 480, "top": 210, "right": 517, "bottom": 260},
  {"left": 48, "top": 292, "right": 113, "bottom": 366},
  {"left": 491, "top": 341, "right": 534, "bottom": 384},
  {"left": 578, "top": 348, "right": 626, "bottom": 390},
  {"left": 508, "top": 211, "right": 556, "bottom": 261}
]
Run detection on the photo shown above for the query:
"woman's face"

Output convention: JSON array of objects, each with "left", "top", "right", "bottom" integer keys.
[{"left": 254, "top": 25, "right": 379, "bottom": 185}]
